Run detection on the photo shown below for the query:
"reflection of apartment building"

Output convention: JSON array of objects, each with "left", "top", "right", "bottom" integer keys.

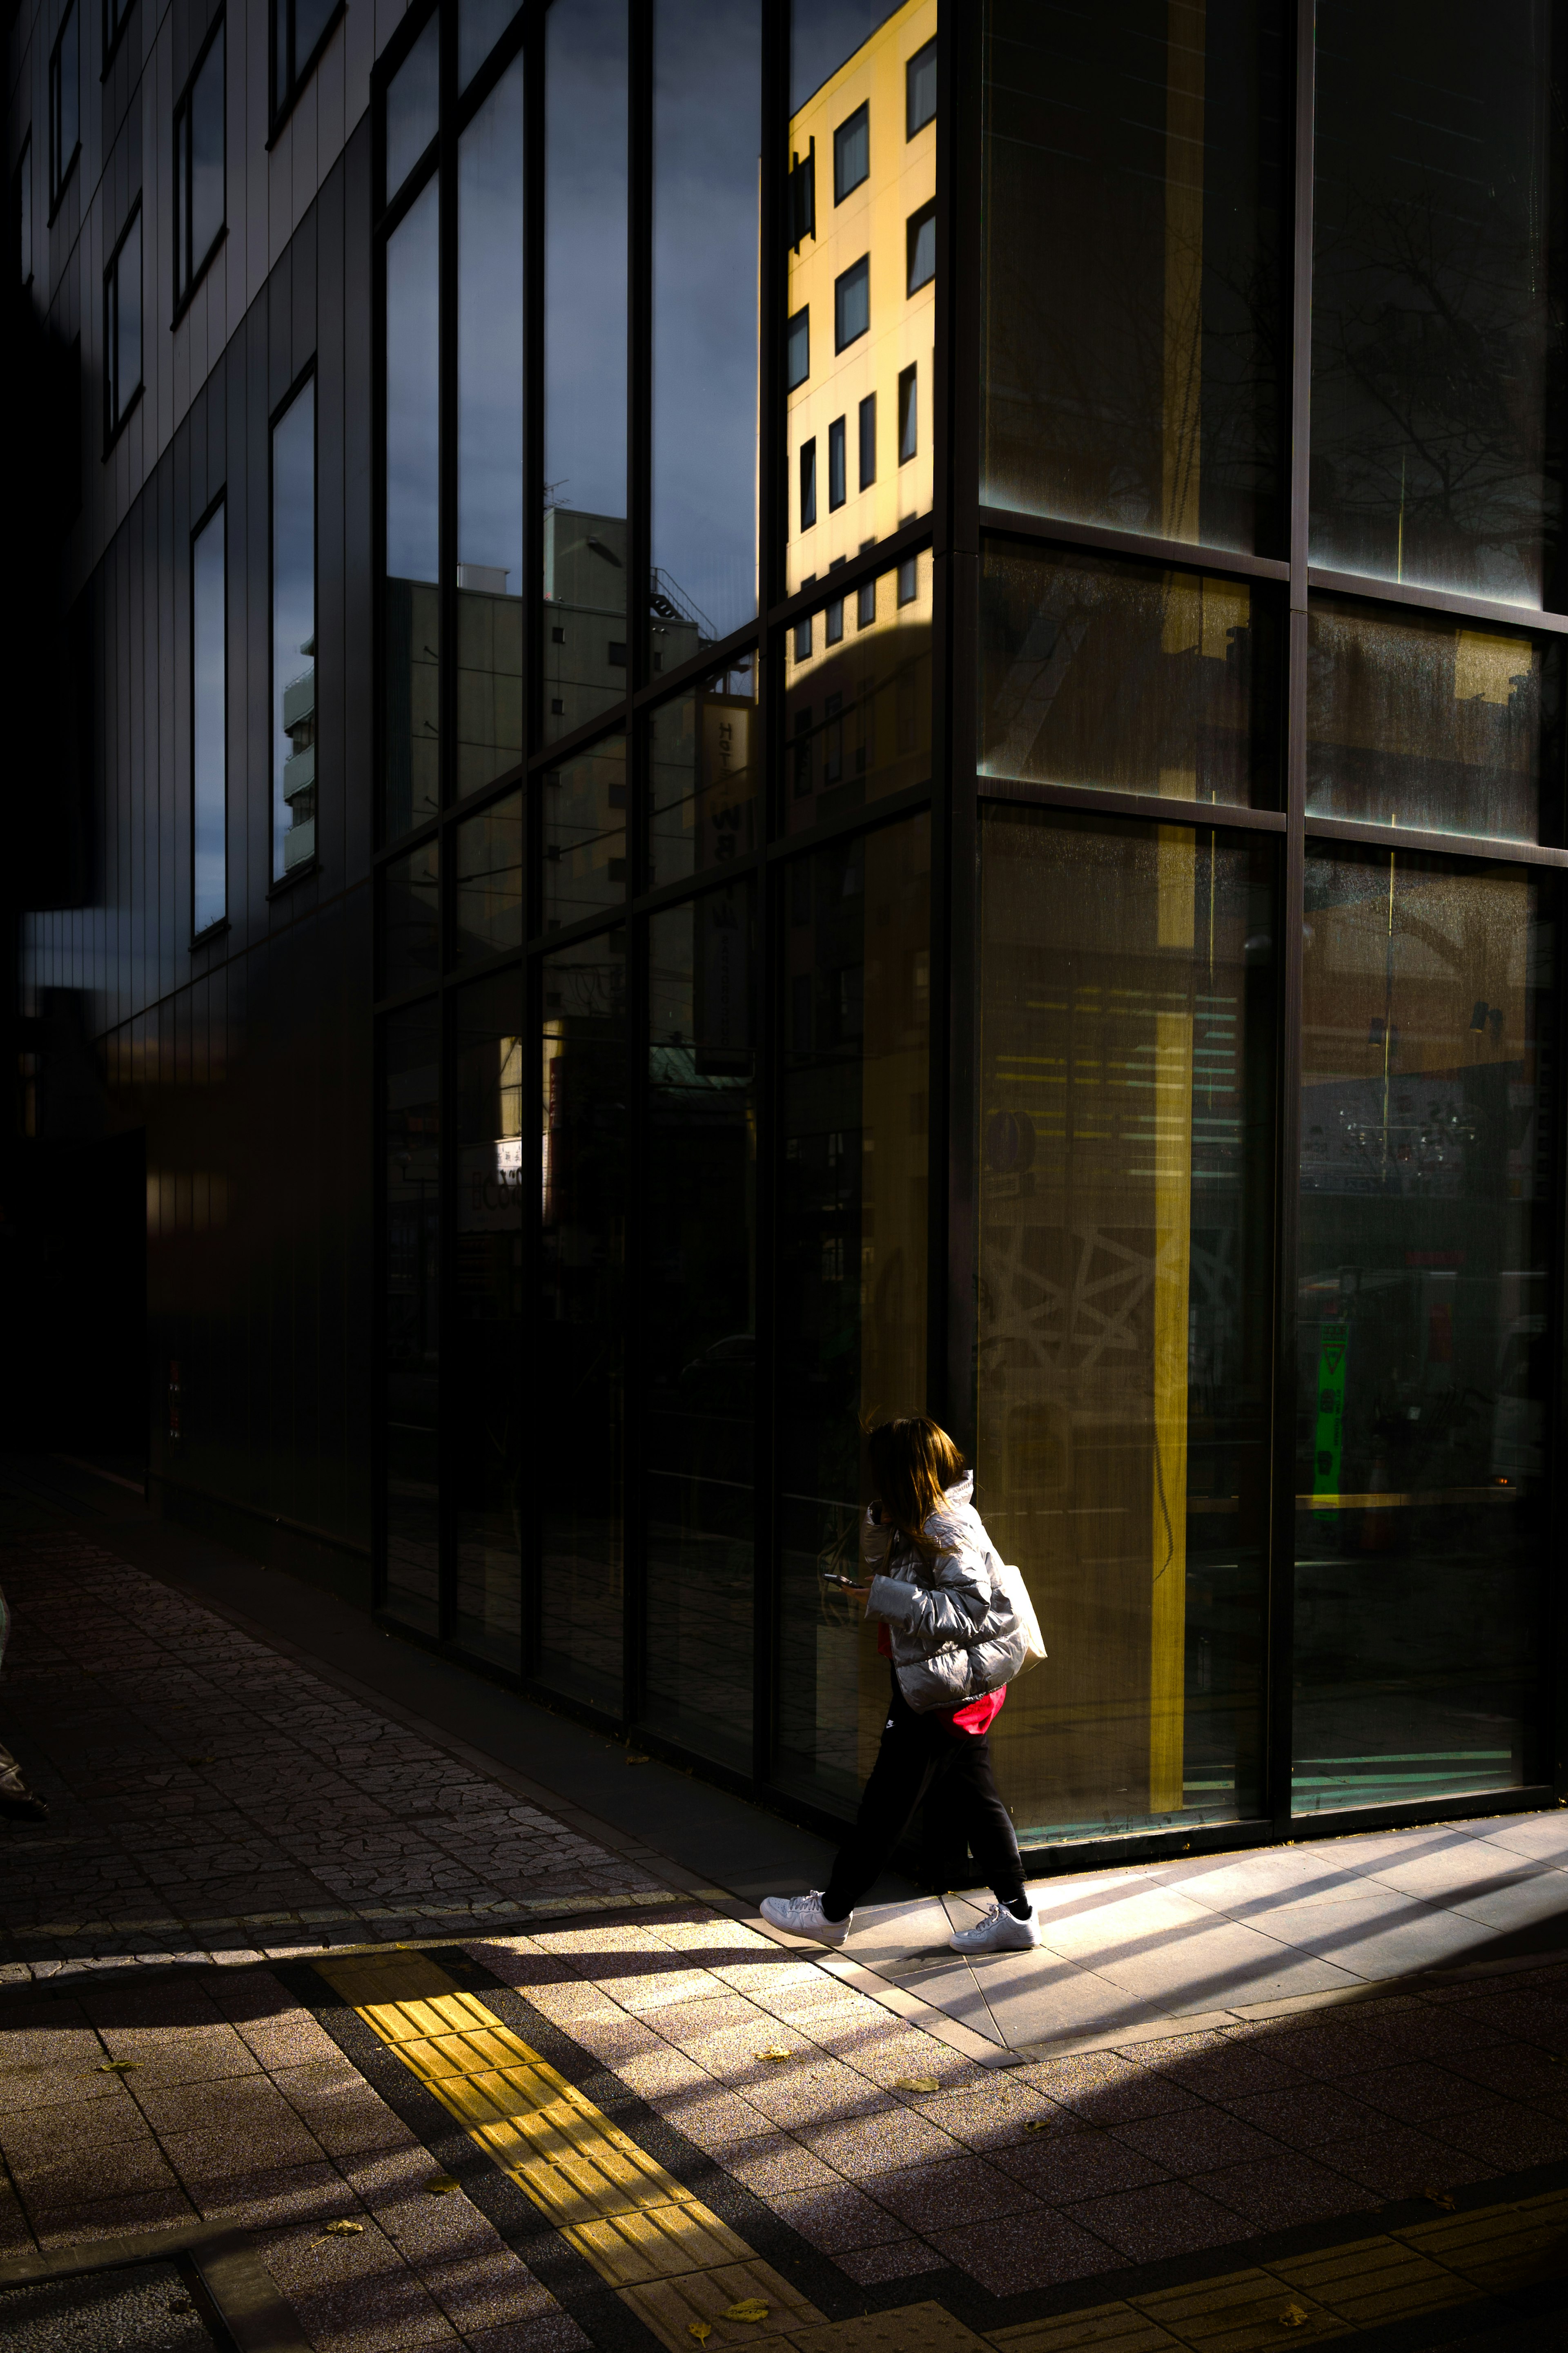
[{"left": 542, "top": 509, "right": 702, "bottom": 739}]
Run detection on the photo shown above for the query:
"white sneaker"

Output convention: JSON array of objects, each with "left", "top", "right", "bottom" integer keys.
[
  {"left": 759, "top": 1891, "right": 851, "bottom": 1947},
  {"left": 949, "top": 1900, "right": 1040, "bottom": 1954}
]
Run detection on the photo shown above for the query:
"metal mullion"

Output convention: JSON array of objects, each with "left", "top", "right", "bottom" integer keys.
[
  {"left": 973, "top": 776, "right": 1287, "bottom": 836},
  {"left": 753, "top": 0, "right": 789, "bottom": 1789},
  {"left": 936, "top": 0, "right": 982, "bottom": 1446},
  {"left": 1302, "top": 816, "right": 1568, "bottom": 868},
  {"left": 519, "top": 2, "right": 546, "bottom": 1682},
  {"left": 432, "top": 0, "right": 460, "bottom": 1648},
  {"left": 1266, "top": 0, "right": 1316, "bottom": 1842},
  {"left": 1306, "top": 564, "right": 1568, "bottom": 637},
  {"left": 768, "top": 518, "right": 932, "bottom": 631},
  {"left": 978, "top": 506, "right": 1291, "bottom": 585},
  {"left": 1543, "top": 848, "right": 1568, "bottom": 1799},
  {"left": 618, "top": 3, "right": 654, "bottom": 1735}
]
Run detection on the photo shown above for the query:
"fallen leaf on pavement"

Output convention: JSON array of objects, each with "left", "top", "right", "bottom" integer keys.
[
  {"left": 893, "top": 2077, "right": 942, "bottom": 2093},
  {"left": 1023, "top": 2119, "right": 1052, "bottom": 2132},
  {"left": 687, "top": 2326, "right": 711, "bottom": 2344},
  {"left": 626, "top": 1751, "right": 650, "bottom": 1765},
  {"left": 1421, "top": 2188, "right": 1456, "bottom": 2211},
  {"left": 722, "top": 2300, "right": 770, "bottom": 2323},
  {"left": 756, "top": 2047, "right": 793, "bottom": 2062},
  {"left": 425, "top": 2175, "right": 460, "bottom": 2195},
  {"left": 317, "top": 2220, "right": 364, "bottom": 2238},
  {"left": 1279, "top": 2304, "right": 1310, "bottom": 2329},
  {"left": 93, "top": 2060, "right": 141, "bottom": 2074}
]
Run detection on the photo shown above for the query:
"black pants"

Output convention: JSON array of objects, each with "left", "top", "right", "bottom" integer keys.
[{"left": 822, "top": 1684, "right": 1025, "bottom": 1919}]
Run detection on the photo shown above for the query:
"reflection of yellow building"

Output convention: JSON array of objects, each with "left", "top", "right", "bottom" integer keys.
[{"left": 786, "top": 0, "right": 935, "bottom": 594}]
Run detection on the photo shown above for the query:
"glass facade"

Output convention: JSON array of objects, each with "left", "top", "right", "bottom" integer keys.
[{"left": 19, "top": 0, "right": 1568, "bottom": 1882}]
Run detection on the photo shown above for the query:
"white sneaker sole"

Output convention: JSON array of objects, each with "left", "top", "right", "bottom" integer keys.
[{"left": 948, "top": 1926, "right": 1040, "bottom": 1955}]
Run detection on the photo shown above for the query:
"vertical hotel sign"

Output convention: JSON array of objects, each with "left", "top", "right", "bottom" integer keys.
[{"left": 699, "top": 698, "right": 754, "bottom": 872}]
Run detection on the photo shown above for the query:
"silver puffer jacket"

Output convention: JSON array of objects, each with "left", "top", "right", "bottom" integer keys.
[{"left": 861, "top": 1472, "right": 1028, "bottom": 1713}]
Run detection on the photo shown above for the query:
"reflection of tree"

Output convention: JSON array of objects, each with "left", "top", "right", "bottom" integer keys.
[{"left": 1312, "top": 154, "right": 1550, "bottom": 594}]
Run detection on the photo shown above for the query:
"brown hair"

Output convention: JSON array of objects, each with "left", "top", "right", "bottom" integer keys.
[{"left": 867, "top": 1416, "right": 967, "bottom": 1552}]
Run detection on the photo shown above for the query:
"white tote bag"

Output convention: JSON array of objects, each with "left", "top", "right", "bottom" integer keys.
[{"left": 993, "top": 1559, "right": 1047, "bottom": 1675}]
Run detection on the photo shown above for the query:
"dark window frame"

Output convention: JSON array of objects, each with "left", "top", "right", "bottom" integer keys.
[
  {"left": 800, "top": 436, "right": 817, "bottom": 530},
  {"left": 906, "top": 197, "right": 935, "bottom": 294},
  {"left": 48, "top": 0, "right": 81, "bottom": 216},
  {"left": 269, "top": 362, "right": 321, "bottom": 888},
  {"left": 833, "top": 100, "right": 869, "bottom": 203},
  {"left": 102, "top": 196, "right": 144, "bottom": 451},
  {"left": 189, "top": 488, "right": 230, "bottom": 946},
  {"left": 269, "top": 0, "right": 347, "bottom": 144},
  {"left": 786, "top": 303, "right": 809, "bottom": 390},
  {"left": 828, "top": 415, "right": 846, "bottom": 510},
  {"left": 173, "top": 10, "right": 227, "bottom": 322},
  {"left": 858, "top": 392, "right": 875, "bottom": 489},
  {"left": 101, "top": 0, "right": 137, "bottom": 79},
  {"left": 897, "top": 361, "right": 917, "bottom": 463},
  {"left": 906, "top": 35, "right": 936, "bottom": 137},
  {"left": 834, "top": 252, "right": 869, "bottom": 352}
]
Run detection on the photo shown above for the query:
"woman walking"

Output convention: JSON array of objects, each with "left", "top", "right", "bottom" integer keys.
[{"left": 762, "top": 1416, "right": 1038, "bottom": 1955}]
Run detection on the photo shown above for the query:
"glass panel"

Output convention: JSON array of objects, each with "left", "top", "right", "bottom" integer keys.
[
  {"left": 383, "top": 999, "right": 440, "bottom": 1633},
  {"left": 1295, "top": 851, "right": 1554, "bottom": 1812},
  {"left": 980, "top": 544, "right": 1280, "bottom": 808},
  {"left": 189, "top": 25, "right": 225, "bottom": 274},
  {"left": 539, "top": 931, "right": 626, "bottom": 1707},
  {"left": 458, "top": 57, "right": 525, "bottom": 797},
  {"left": 116, "top": 211, "right": 142, "bottom": 414},
  {"left": 782, "top": 555, "right": 931, "bottom": 835},
  {"left": 1311, "top": 1, "right": 1563, "bottom": 607},
  {"left": 543, "top": 733, "right": 626, "bottom": 931},
  {"left": 775, "top": 814, "right": 930, "bottom": 1808},
  {"left": 786, "top": 3, "right": 938, "bottom": 595},
  {"left": 642, "top": 887, "right": 757, "bottom": 1766},
  {"left": 56, "top": 4, "right": 78, "bottom": 179},
  {"left": 1307, "top": 600, "right": 1561, "bottom": 845},
  {"left": 454, "top": 970, "right": 525, "bottom": 1668},
  {"left": 192, "top": 505, "right": 226, "bottom": 937},
  {"left": 272, "top": 380, "right": 316, "bottom": 879},
  {"left": 977, "top": 807, "right": 1275, "bottom": 1840},
  {"left": 386, "top": 13, "right": 440, "bottom": 199},
  {"left": 543, "top": 0, "right": 628, "bottom": 743},
  {"left": 460, "top": 0, "right": 521, "bottom": 89},
  {"left": 455, "top": 790, "right": 524, "bottom": 961},
  {"left": 651, "top": 0, "right": 761, "bottom": 658},
  {"left": 381, "top": 837, "right": 440, "bottom": 995},
  {"left": 647, "top": 657, "right": 760, "bottom": 891},
  {"left": 981, "top": 1, "right": 1287, "bottom": 554},
  {"left": 295, "top": 0, "right": 336, "bottom": 75},
  {"left": 384, "top": 181, "right": 441, "bottom": 844}
]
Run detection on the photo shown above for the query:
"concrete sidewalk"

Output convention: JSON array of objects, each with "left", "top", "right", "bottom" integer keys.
[{"left": 1, "top": 1481, "right": 1567, "bottom": 2349}]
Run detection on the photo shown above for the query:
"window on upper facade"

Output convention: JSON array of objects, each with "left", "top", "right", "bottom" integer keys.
[
  {"left": 907, "top": 200, "right": 935, "bottom": 295},
  {"left": 191, "top": 500, "right": 227, "bottom": 936},
  {"left": 858, "top": 393, "right": 876, "bottom": 490},
  {"left": 104, "top": 204, "right": 143, "bottom": 443},
  {"left": 833, "top": 102, "right": 868, "bottom": 203},
  {"left": 49, "top": 1, "right": 80, "bottom": 210},
  {"left": 15, "top": 137, "right": 33, "bottom": 286},
  {"left": 272, "top": 378, "right": 317, "bottom": 877},
  {"left": 898, "top": 362, "right": 917, "bottom": 464},
  {"left": 104, "top": 0, "right": 136, "bottom": 67},
  {"left": 800, "top": 437, "right": 817, "bottom": 531},
  {"left": 273, "top": 0, "right": 339, "bottom": 128},
  {"left": 786, "top": 304, "right": 809, "bottom": 390},
  {"left": 828, "top": 417, "right": 846, "bottom": 511},
  {"left": 174, "top": 17, "right": 226, "bottom": 311},
  {"left": 835, "top": 255, "right": 869, "bottom": 352},
  {"left": 906, "top": 37, "right": 936, "bottom": 137}
]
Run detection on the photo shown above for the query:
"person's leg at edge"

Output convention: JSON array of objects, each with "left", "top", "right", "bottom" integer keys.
[
  {"left": 758, "top": 1687, "right": 941, "bottom": 1945},
  {"left": 946, "top": 1731, "right": 1039, "bottom": 1952}
]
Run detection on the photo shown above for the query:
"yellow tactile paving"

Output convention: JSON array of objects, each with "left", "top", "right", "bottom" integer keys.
[
  {"left": 1396, "top": 2184, "right": 1568, "bottom": 2293},
  {"left": 989, "top": 2306, "right": 1183, "bottom": 2352},
  {"left": 788, "top": 2303, "right": 993, "bottom": 2351},
  {"left": 313, "top": 1949, "right": 824, "bottom": 2351},
  {"left": 1134, "top": 2270, "right": 1343, "bottom": 2353}
]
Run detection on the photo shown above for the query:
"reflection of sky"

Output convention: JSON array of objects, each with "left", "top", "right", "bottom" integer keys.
[
  {"left": 459, "top": 0, "right": 520, "bottom": 90},
  {"left": 459, "top": 57, "right": 524, "bottom": 586},
  {"left": 386, "top": 15, "right": 439, "bottom": 197},
  {"left": 652, "top": 0, "right": 761, "bottom": 638},
  {"left": 386, "top": 179, "right": 440, "bottom": 584},
  {"left": 272, "top": 382, "right": 315, "bottom": 873},
  {"left": 544, "top": 0, "right": 627, "bottom": 523},
  {"left": 192, "top": 507, "right": 226, "bottom": 933},
  {"left": 790, "top": 0, "right": 900, "bottom": 110}
]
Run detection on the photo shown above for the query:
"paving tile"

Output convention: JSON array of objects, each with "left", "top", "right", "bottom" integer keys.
[
  {"left": 1327, "top": 2119, "right": 1495, "bottom": 2198},
  {"left": 1112, "top": 2108, "right": 1288, "bottom": 2175},
  {"left": 771, "top": 2182, "right": 909, "bottom": 2253},
  {"left": 1351, "top": 2061, "right": 1499, "bottom": 2125},
  {"left": 33, "top": 2187, "right": 199, "bottom": 2247},
  {"left": 1227, "top": 2081, "right": 1388, "bottom": 2152},
  {"left": 797, "top": 2108, "right": 965, "bottom": 2179},
  {"left": 724, "top": 2137, "right": 843, "bottom": 2199},
  {"left": 1012, "top": 2051, "right": 1204, "bottom": 2124},
  {"left": 1192, "top": 2151, "right": 1381, "bottom": 2232},
  {"left": 11, "top": 2128, "right": 178, "bottom": 2210},
  {"left": 1064, "top": 2179, "right": 1254, "bottom": 2265},
  {"left": 1428, "top": 2097, "right": 1568, "bottom": 2171},
  {"left": 870, "top": 2155, "right": 1036, "bottom": 2232},
  {"left": 833, "top": 2238, "right": 950, "bottom": 2285},
  {"left": 191, "top": 2162, "right": 356, "bottom": 2227},
  {"left": 254, "top": 2217, "right": 460, "bottom": 2353},
  {"left": 991, "top": 2128, "right": 1169, "bottom": 2204},
  {"left": 928, "top": 2206, "right": 1122, "bottom": 2296},
  {"left": 467, "top": 2317, "right": 589, "bottom": 2353}
]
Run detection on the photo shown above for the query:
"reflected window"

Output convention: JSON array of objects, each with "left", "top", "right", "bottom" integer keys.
[
  {"left": 834, "top": 254, "right": 869, "bottom": 350},
  {"left": 979, "top": 543, "right": 1281, "bottom": 808},
  {"left": 191, "top": 504, "right": 227, "bottom": 937},
  {"left": 775, "top": 814, "right": 930, "bottom": 1807},
  {"left": 539, "top": 930, "right": 626, "bottom": 1708},
  {"left": 455, "top": 790, "right": 523, "bottom": 961},
  {"left": 273, "top": 0, "right": 339, "bottom": 125},
  {"left": 382, "top": 999, "right": 440, "bottom": 1633},
  {"left": 648, "top": 659, "right": 760, "bottom": 890},
  {"left": 49, "top": 0, "right": 79, "bottom": 207},
  {"left": 1311, "top": 0, "right": 1564, "bottom": 606},
  {"left": 906, "top": 199, "right": 934, "bottom": 294},
  {"left": 785, "top": 555, "right": 931, "bottom": 834},
  {"left": 543, "top": 0, "right": 628, "bottom": 743},
  {"left": 380, "top": 836, "right": 440, "bottom": 996},
  {"left": 641, "top": 886, "right": 758, "bottom": 1766},
  {"left": 384, "top": 179, "right": 440, "bottom": 843},
  {"left": 897, "top": 361, "right": 915, "bottom": 462},
  {"left": 174, "top": 17, "right": 225, "bottom": 311},
  {"left": 982, "top": 0, "right": 1287, "bottom": 554},
  {"left": 1295, "top": 850, "right": 1555, "bottom": 1811},
  {"left": 543, "top": 733, "right": 627, "bottom": 930},
  {"left": 651, "top": 0, "right": 761, "bottom": 658},
  {"left": 272, "top": 380, "right": 316, "bottom": 877},
  {"left": 978, "top": 806, "right": 1276, "bottom": 1839},
  {"left": 454, "top": 969, "right": 524, "bottom": 1668},
  {"left": 387, "top": 14, "right": 439, "bottom": 199},
  {"left": 103, "top": 205, "right": 142, "bottom": 443},
  {"left": 858, "top": 393, "right": 875, "bottom": 489},
  {"left": 787, "top": 307, "right": 810, "bottom": 389},
  {"left": 1307, "top": 600, "right": 1561, "bottom": 846},
  {"left": 458, "top": 56, "right": 525, "bottom": 797},
  {"left": 833, "top": 101, "right": 868, "bottom": 201},
  {"left": 906, "top": 33, "right": 935, "bottom": 133}
]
